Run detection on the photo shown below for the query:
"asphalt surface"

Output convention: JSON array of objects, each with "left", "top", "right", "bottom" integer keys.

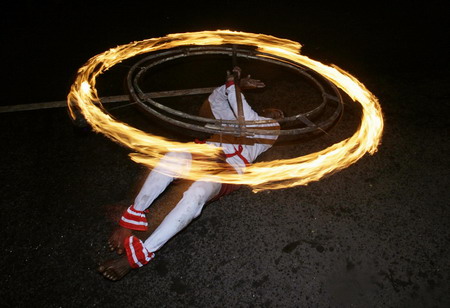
[{"left": 2, "top": 2, "right": 449, "bottom": 307}]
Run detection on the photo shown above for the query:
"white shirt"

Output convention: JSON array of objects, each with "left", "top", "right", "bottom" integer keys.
[{"left": 206, "top": 84, "right": 279, "bottom": 173}]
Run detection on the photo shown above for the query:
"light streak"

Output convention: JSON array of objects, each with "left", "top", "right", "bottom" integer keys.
[{"left": 68, "top": 30, "right": 384, "bottom": 192}]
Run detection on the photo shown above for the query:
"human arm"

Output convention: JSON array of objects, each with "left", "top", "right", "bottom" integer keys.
[{"left": 208, "top": 67, "right": 265, "bottom": 121}]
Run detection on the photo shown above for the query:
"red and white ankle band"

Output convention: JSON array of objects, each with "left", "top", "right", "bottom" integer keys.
[
  {"left": 124, "top": 235, "right": 155, "bottom": 268},
  {"left": 119, "top": 205, "right": 149, "bottom": 231}
]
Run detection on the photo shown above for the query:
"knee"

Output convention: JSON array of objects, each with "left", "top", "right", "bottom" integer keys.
[
  {"left": 180, "top": 186, "right": 208, "bottom": 218},
  {"left": 161, "top": 151, "right": 192, "bottom": 176},
  {"left": 181, "top": 180, "right": 220, "bottom": 217},
  {"left": 164, "top": 151, "right": 191, "bottom": 161}
]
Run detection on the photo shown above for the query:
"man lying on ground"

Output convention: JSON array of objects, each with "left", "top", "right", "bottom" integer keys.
[{"left": 98, "top": 67, "right": 283, "bottom": 280}]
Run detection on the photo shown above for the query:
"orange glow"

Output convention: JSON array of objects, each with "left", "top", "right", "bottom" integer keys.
[{"left": 67, "top": 30, "right": 383, "bottom": 192}]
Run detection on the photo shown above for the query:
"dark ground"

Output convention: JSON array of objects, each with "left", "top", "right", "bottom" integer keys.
[{"left": 1, "top": 1, "right": 450, "bottom": 307}]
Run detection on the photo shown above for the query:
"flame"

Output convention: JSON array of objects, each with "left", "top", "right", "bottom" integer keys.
[{"left": 68, "top": 30, "right": 383, "bottom": 192}]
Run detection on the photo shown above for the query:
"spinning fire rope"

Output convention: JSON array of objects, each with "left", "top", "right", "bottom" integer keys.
[{"left": 67, "top": 30, "right": 384, "bottom": 191}]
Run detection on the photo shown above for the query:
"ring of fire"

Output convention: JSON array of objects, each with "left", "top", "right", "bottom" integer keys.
[{"left": 68, "top": 30, "right": 384, "bottom": 192}]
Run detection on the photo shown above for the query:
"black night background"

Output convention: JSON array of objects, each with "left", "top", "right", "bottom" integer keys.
[{"left": 1, "top": 1, "right": 449, "bottom": 307}]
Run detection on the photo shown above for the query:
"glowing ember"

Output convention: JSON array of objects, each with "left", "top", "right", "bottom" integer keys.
[{"left": 67, "top": 30, "right": 384, "bottom": 191}]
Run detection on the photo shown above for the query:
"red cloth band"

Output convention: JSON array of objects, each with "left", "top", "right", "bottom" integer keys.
[
  {"left": 124, "top": 235, "right": 155, "bottom": 268},
  {"left": 119, "top": 205, "right": 149, "bottom": 231},
  {"left": 226, "top": 80, "right": 234, "bottom": 88}
]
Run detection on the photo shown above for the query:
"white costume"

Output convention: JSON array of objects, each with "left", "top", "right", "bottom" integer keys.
[{"left": 122, "top": 82, "right": 279, "bottom": 268}]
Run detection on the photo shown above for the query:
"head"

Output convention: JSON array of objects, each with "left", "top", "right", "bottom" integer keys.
[{"left": 261, "top": 108, "right": 284, "bottom": 119}]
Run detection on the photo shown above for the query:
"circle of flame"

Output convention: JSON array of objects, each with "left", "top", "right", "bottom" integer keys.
[{"left": 68, "top": 30, "right": 384, "bottom": 192}]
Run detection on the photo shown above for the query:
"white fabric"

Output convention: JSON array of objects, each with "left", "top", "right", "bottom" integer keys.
[
  {"left": 144, "top": 177, "right": 221, "bottom": 252},
  {"left": 132, "top": 84, "right": 278, "bottom": 253},
  {"left": 133, "top": 151, "right": 192, "bottom": 211},
  {"left": 207, "top": 85, "right": 279, "bottom": 173}
]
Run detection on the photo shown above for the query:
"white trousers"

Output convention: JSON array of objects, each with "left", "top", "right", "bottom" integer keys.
[{"left": 133, "top": 151, "right": 221, "bottom": 252}]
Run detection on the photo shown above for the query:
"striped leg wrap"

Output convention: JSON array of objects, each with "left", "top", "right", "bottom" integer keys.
[
  {"left": 124, "top": 235, "right": 155, "bottom": 268},
  {"left": 119, "top": 205, "right": 149, "bottom": 231}
]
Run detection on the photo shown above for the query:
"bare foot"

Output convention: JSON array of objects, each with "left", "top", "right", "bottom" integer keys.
[
  {"left": 108, "top": 226, "right": 132, "bottom": 255},
  {"left": 98, "top": 256, "right": 131, "bottom": 281}
]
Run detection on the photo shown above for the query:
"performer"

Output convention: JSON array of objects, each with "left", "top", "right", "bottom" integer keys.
[{"left": 98, "top": 67, "right": 283, "bottom": 280}]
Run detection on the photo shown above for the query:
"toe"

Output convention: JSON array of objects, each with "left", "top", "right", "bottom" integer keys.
[{"left": 104, "top": 271, "right": 112, "bottom": 279}]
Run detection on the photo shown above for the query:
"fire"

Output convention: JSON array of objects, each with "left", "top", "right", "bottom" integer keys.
[{"left": 68, "top": 30, "right": 383, "bottom": 192}]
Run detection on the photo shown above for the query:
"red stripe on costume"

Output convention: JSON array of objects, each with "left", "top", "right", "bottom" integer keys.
[
  {"left": 226, "top": 80, "right": 234, "bottom": 88},
  {"left": 125, "top": 236, "right": 155, "bottom": 268},
  {"left": 133, "top": 237, "right": 146, "bottom": 266},
  {"left": 225, "top": 145, "right": 250, "bottom": 166},
  {"left": 145, "top": 249, "right": 155, "bottom": 262},
  {"left": 124, "top": 236, "right": 139, "bottom": 268},
  {"left": 119, "top": 205, "right": 148, "bottom": 231},
  {"left": 119, "top": 220, "right": 147, "bottom": 231}
]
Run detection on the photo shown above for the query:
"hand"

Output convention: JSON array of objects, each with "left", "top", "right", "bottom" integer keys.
[
  {"left": 240, "top": 75, "right": 266, "bottom": 90},
  {"left": 232, "top": 66, "right": 242, "bottom": 79},
  {"left": 226, "top": 66, "right": 242, "bottom": 82}
]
